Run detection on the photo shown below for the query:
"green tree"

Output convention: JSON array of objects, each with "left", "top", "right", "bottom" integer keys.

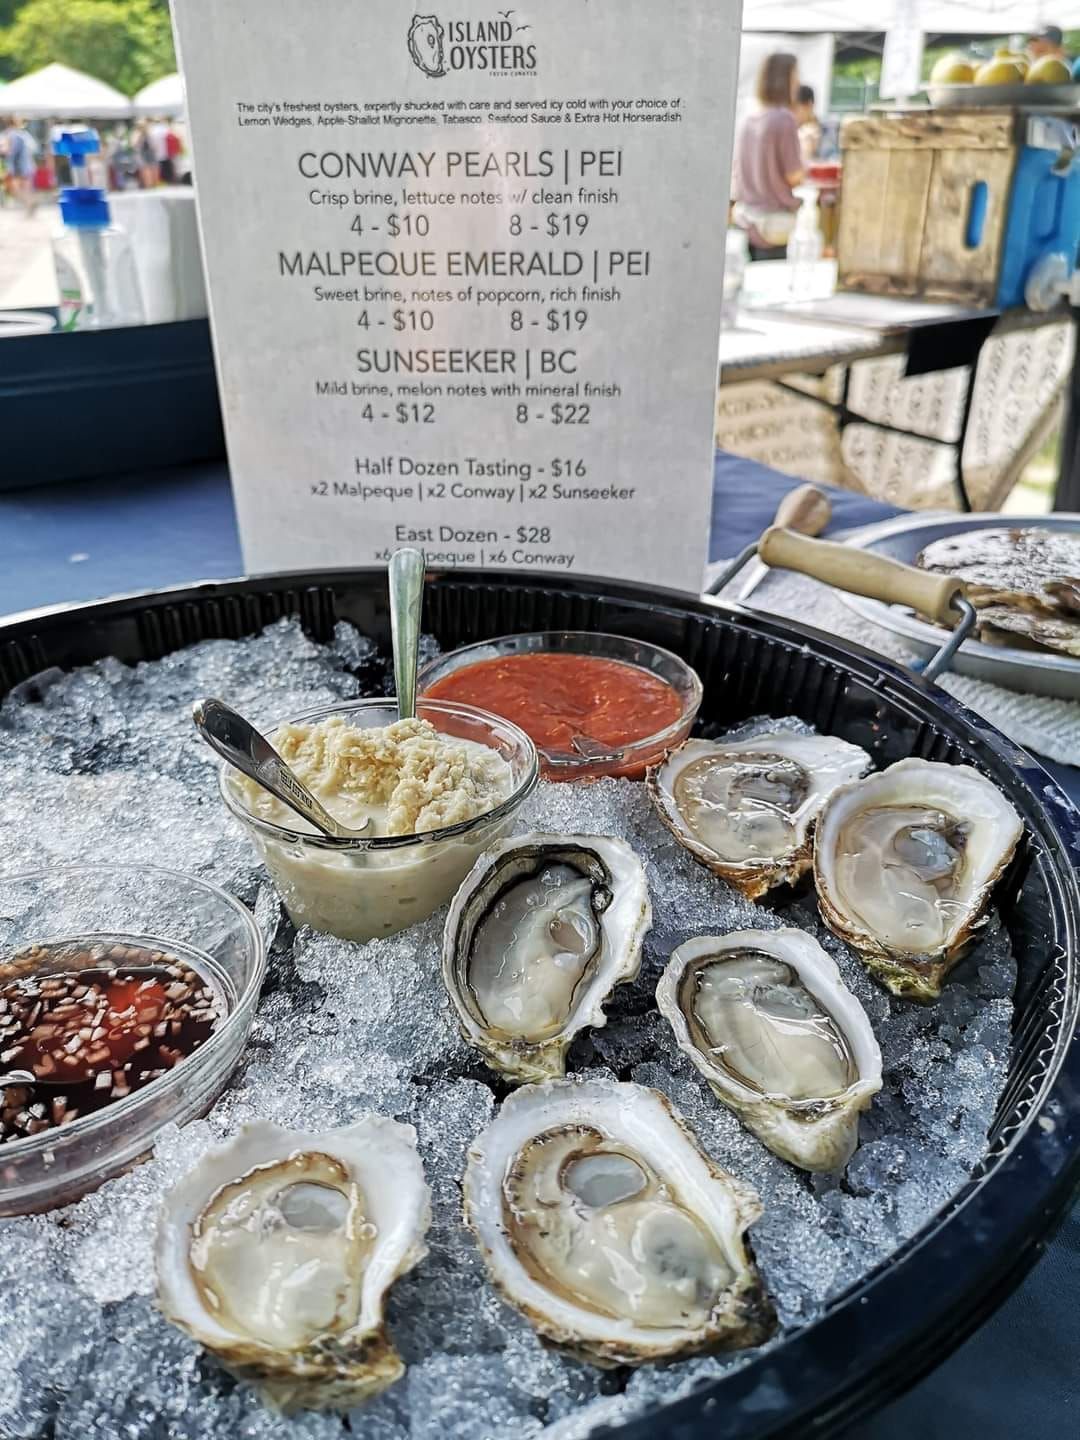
[
  {"left": 0, "top": 0, "right": 175, "bottom": 95},
  {"left": 0, "top": 0, "right": 26, "bottom": 78}
]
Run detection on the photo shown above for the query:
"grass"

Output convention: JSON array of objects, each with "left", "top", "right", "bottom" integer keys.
[{"left": 1004, "top": 427, "right": 1059, "bottom": 514}]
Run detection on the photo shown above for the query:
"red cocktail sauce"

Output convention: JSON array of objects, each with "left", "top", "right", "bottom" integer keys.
[{"left": 425, "top": 652, "right": 685, "bottom": 779}]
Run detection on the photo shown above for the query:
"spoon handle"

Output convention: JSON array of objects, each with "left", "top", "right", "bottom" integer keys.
[
  {"left": 193, "top": 698, "right": 350, "bottom": 839},
  {"left": 389, "top": 547, "right": 426, "bottom": 721}
]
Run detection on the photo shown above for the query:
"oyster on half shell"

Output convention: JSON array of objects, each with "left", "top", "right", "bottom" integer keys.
[
  {"left": 814, "top": 758, "right": 1023, "bottom": 1001},
  {"left": 155, "top": 1117, "right": 431, "bottom": 1412},
  {"left": 464, "top": 1078, "right": 775, "bottom": 1366},
  {"left": 647, "top": 732, "right": 871, "bottom": 899},
  {"left": 442, "top": 833, "right": 651, "bottom": 1084},
  {"left": 656, "top": 929, "right": 882, "bottom": 1172}
]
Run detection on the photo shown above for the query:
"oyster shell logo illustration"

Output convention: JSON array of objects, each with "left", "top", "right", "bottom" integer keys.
[{"left": 409, "top": 15, "right": 446, "bottom": 77}]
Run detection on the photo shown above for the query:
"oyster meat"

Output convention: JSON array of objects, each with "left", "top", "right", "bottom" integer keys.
[
  {"left": 442, "top": 833, "right": 651, "bottom": 1084},
  {"left": 814, "top": 758, "right": 1023, "bottom": 1001},
  {"left": 155, "top": 1116, "right": 431, "bottom": 1412},
  {"left": 656, "top": 929, "right": 882, "bottom": 1172},
  {"left": 463, "top": 1077, "right": 775, "bottom": 1366},
  {"left": 647, "top": 732, "right": 871, "bottom": 898}
]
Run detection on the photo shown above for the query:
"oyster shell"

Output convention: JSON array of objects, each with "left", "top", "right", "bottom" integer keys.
[
  {"left": 814, "top": 758, "right": 1023, "bottom": 1001},
  {"left": 975, "top": 604, "right": 1080, "bottom": 658},
  {"left": 917, "top": 527, "right": 1080, "bottom": 617},
  {"left": 442, "top": 833, "right": 651, "bottom": 1084},
  {"left": 647, "top": 732, "right": 871, "bottom": 898},
  {"left": 463, "top": 1077, "right": 775, "bottom": 1366},
  {"left": 656, "top": 929, "right": 882, "bottom": 1172},
  {"left": 917, "top": 527, "right": 1080, "bottom": 658},
  {"left": 155, "top": 1116, "right": 431, "bottom": 1412}
]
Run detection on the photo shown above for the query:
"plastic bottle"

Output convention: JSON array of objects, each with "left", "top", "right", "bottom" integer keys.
[
  {"left": 51, "top": 129, "right": 146, "bottom": 331},
  {"left": 787, "top": 184, "right": 824, "bottom": 299},
  {"left": 722, "top": 227, "right": 749, "bottom": 326}
]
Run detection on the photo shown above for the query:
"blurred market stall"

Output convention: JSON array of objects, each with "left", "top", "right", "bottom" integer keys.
[
  {"left": 720, "top": 3, "right": 1080, "bottom": 511},
  {"left": 131, "top": 74, "right": 185, "bottom": 119}
]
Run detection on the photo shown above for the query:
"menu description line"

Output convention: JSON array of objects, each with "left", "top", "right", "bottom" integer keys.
[{"left": 173, "top": 1, "right": 738, "bottom": 587}]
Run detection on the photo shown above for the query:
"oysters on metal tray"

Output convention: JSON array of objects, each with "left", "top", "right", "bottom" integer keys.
[
  {"left": 917, "top": 526, "right": 1080, "bottom": 614},
  {"left": 463, "top": 1077, "right": 775, "bottom": 1366},
  {"left": 656, "top": 929, "right": 882, "bottom": 1172},
  {"left": 442, "top": 832, "right": 651, "bottom": 1084},
  {"left": 814, "top": 758, "right": 1023, "bottom": 1001},
  {"left": 647, "top": 733, "right": 871, "bottom": 899},
  {"left": 917, "top": 526, "right": 1080, "bottom": 658},
  {"left": 155, "top": 1117, "right": 431, "bottom": 1412}
]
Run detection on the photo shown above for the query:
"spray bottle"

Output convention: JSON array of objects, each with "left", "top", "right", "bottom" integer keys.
[
  {"left": 51, "top": 129, "right": 145, "bottom": 331},
  {"left": 787, "top": 183, "right": 824, "bottom": 299}
]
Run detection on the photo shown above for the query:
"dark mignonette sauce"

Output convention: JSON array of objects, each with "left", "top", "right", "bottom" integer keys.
[{"left": 0, "top": 939, "right": 223, "bottom": 1142}]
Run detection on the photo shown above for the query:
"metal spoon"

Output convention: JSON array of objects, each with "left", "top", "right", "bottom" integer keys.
[
  {"left": 192, "top": 698, "right": 369, "bottom": 839},
  {"left": 389, "top": 547, "right": 426, "bottom": 721}
]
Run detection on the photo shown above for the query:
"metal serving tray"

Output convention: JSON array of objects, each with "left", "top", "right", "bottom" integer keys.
[
  {"left": 928, "top": 81, "right": 1080, "bottom": 108},
  {"left": 1, "top": 568, "right": 1078, "bottom": 1440},
  {"left": 743, "top": 512, "right": 1080, "bottom": 701}
]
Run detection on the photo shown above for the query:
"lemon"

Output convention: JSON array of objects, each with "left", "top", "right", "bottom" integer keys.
[
  {"left": 974, "top": 58, "right": 1025, "bottom": 86},
  {"left": 1026, "top": 56, "right": 1073, "bottom": 85},
  {"left": 994, "top": 47, "right": 1030, "bottom": 74},
  {"left": 930, "top": 54, "right": 976, "bottom": 84}
]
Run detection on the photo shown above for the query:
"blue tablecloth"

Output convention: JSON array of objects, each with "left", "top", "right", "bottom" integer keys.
[
  {"left": 0, "top": 454, "right": 907, "bottom": 621},
  {"left": 0, "top": 454, "right": 1076, "bottom": 1437}
]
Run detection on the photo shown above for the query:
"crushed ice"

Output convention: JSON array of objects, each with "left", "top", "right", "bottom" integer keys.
[{"left": 0, "top": 618, "right": 1016, "bottom": 1439}]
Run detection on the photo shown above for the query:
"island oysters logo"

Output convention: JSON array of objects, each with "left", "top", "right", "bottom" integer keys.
[
  {"left": 408, "top": 15, "right": 447, "bottom": 77},
  {"left": 408, "top": 11, "right": 537, "bottom": 77}
]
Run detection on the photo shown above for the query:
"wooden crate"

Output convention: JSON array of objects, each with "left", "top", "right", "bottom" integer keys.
[{"left": 837, "top": 110, "right": 1018, "bottom": 306}]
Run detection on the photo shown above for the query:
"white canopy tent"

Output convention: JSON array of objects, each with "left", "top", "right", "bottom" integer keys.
[
  {"left": 743, "top": 2, "right": 1080, "bottom": 32},
  {"left": 0, "top": 62, "right": 132, "bottom": 120},
  {"left": 132, "top": 73, "right": 185, "bottom": 118}
]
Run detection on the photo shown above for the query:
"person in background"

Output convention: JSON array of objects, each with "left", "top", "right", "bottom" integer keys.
[
  {"left": 149, "top": 116, "right": 173, "bottom": 182},
  {"left": 1, "top": 117, "right": 37, "bottom": 215},
  {"left": 31, "top": 137, "right": 54, "bottom": 199},
  {"left": 172, "top": 119, "right": 193, "bottom": 184},
  {"left": 162, "top": 123, "right": 184, "bottom": 184},
  {"left": 107, "top": 126, "right": 139, "bottom": 190},
  {"left": 1029, "top": 24, "right": 1067, "bottom": 61},
  {"left": 794, "top": 84, "right": 823, "bottom": 166},
  {"left": 134, "top": 122, "right": 159, "bottom": 188},
  {"left": 732, "top": 53, "right": 804, "bottom": 261}
]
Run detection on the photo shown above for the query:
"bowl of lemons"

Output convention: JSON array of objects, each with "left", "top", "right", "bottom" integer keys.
[{"left": 927, "top": 47, "right": 1079, "bottom": 107}]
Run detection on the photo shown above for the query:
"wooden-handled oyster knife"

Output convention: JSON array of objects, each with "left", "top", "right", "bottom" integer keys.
[{"left": 706, "top": 483, "right": 976, "bottom": 682}]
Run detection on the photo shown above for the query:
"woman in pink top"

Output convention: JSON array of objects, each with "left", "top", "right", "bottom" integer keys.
[{"left": 733, "top": 53, "right": 805, "bottom": 261}]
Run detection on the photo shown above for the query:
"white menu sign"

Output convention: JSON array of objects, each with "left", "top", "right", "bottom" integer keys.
[{"left": 172, "top": 0, "right": 740, "bottom": 589}]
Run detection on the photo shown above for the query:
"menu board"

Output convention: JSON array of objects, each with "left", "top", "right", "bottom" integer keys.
[{"left": 172, "top": 0, "right": 740, "bottom": 590}]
